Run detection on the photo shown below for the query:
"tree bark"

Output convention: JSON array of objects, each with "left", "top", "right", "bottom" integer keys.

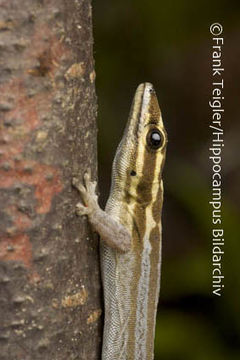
[{"left": 0, "top": 0, "right": 101, "bottom": 359}]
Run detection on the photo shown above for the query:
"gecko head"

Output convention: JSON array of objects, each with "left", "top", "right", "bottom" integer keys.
[{"left": 112, "top": 83, "right": 167, "bottom": 203}]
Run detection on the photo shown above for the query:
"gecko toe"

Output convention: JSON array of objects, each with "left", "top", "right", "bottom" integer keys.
[
  {"left": 84, "top": 169, "right": 91, "bottom": 184},
  {"left": 76, "top": 203, "right": 89, "bottom": 216}
]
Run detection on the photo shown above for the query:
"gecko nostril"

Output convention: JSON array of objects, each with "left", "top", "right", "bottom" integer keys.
[{"left": 130, "top": 170, "right": 136, "bottom": 176}]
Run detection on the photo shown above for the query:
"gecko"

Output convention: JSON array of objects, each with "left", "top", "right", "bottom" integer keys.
[{"left": 73, "top": 82, "right": 167, "bottom": 359}]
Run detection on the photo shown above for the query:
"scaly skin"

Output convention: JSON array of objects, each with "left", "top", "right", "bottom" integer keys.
[{"left": 74, "top": 83, "right": 167, "bottom": 360}]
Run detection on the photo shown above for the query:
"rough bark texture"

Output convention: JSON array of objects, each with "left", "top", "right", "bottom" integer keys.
[{"left": 0, "top": 0, "right": 102, "bottom": 359}]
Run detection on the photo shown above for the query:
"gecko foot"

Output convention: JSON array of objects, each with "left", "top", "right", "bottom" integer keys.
[{"left": 72, "top": 169, "right": 98, "bottom": 217}]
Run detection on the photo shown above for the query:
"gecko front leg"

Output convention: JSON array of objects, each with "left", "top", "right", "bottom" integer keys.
[{"left": 72, "top": 170, "right": 131, "bottom": 253}]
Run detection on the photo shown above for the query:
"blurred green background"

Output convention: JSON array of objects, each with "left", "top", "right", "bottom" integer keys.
[{"left": 93, "top": 0, "right": 240, "bottom": 359}]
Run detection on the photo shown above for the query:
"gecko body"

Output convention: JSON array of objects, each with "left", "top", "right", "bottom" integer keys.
[{"left": 74, "top": 83, "right": 167, "bottom": 360}]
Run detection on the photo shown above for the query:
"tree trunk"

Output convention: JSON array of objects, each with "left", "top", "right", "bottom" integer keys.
[{"left": 0, "top": 0, "right": 102, "bottom": 359}]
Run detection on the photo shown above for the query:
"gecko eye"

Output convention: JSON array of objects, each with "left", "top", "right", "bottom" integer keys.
[{"left": 146, "top": 129, "right": 163, "bottom": 150}]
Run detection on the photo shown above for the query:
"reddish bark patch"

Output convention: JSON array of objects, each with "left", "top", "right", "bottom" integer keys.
[
  {"left": 0, "top": 159, "right": 62, "bottom": 214},
  {"left": 0, "top": 234, "right": 32, "bottom": 268},
  {"left": 5, "top": 205, "right": 32, "bottom": 232},
  {"left": 0, "top": 24, "right": 69, "bottom": 270}
]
